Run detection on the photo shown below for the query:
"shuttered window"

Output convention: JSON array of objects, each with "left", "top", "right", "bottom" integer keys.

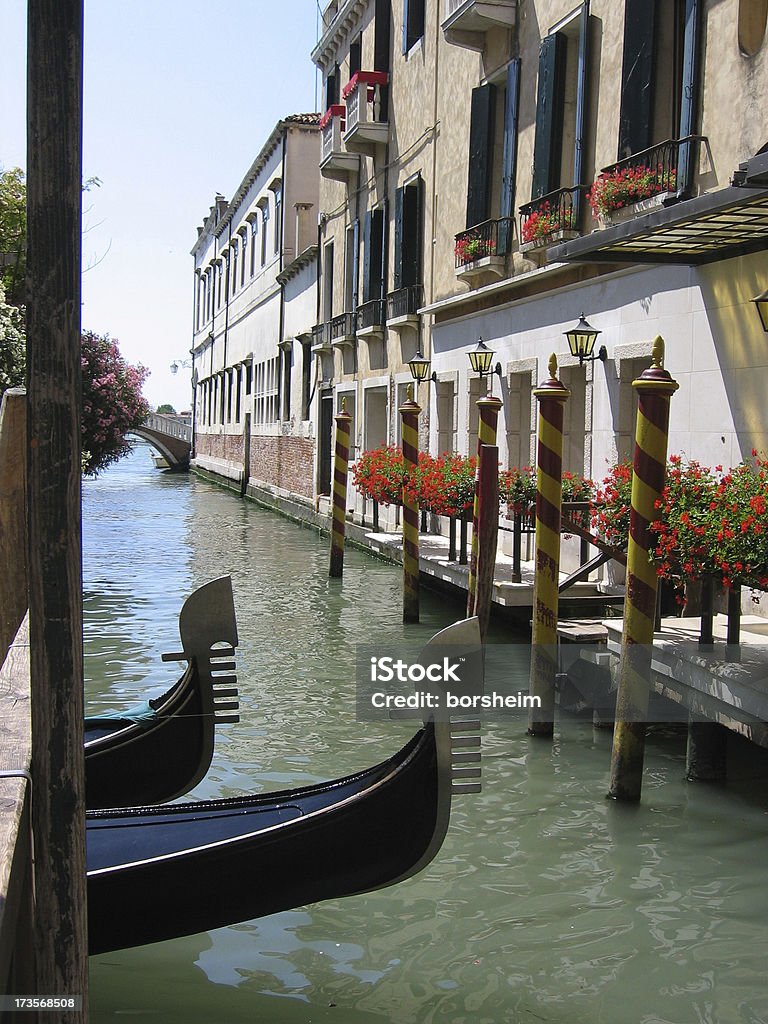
[
  {"left": 465, "top": 84, "right": 496, "bottom": 230},
  {"left": 618, "top": 0, "right": 657, "bottom": 159},
  {"left": 394, "top": 178, "right": 423, "bottom": 290},
  {"left": 531, "top": 32, "right": 567, "bottom": 199},
  {"left": 363, "top": 208, "right": 386, "bottom": 303}
]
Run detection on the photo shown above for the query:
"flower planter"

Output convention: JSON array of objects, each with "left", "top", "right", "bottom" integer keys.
[
  {"left": 520, "top": 229, "right": 578, "bottom": 265},
  {"left": 596, "top": 191, "right": 674, "bottom": 229}
]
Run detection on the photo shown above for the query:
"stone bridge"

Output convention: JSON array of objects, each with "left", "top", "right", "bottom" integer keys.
[{"left": 131, "top": 413, "right": 192, "bottom": 470}]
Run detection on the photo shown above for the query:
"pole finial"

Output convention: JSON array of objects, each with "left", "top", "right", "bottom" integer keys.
[
  {"left": 340, "top": 396, "right": 347, "bottom": 413},
  {"left": 548, "top": 353, "right": 558, "bottom": 380},
  {"left": 651, "top": 336, "right": 665, "bottom": 369},
  {"left": 406, "top": 382, "right": 414, "bottom": 402}
]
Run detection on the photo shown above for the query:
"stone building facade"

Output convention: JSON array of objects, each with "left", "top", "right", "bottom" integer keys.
[{"left": 191, "top": 114, "right": 320, "bottom": 501}]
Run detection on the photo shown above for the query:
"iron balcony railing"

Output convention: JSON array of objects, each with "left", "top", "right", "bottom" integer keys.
[
  {"left": 386, "top": 284, "right": 423, "bottom": 320},
  {"left": 519, "top": 185, "right": 586, "bottom": 246},
  {"left": 329, "top": 310, "right": 356, "bottom": 342},
  {"left": 454, "top": 216, "right": 514, "bottom": 268},
  {"left": 357, "top": 298, "right": 386, "bottom": 330},
  {"left": 595, "top": 135, "right": 706, "bottom": 213}
]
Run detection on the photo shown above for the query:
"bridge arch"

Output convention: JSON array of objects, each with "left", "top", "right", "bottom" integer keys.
[{"left": 129, "top": 414, "right": 192, "bottom": 470}]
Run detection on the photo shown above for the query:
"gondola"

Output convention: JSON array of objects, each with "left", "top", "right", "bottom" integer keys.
[
  {"left": 84, "top": 576, "right": 240, "bottom": 810},
  {"left": 86, "top": 617, "right": 483, "bottom": 955}
]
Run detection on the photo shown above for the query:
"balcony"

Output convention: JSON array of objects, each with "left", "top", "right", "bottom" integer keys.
[
  {"left": 386, "top": 285, "right": 423, "bottom": 332},
  {"left": 519, "top": 186, "right": 584, "bottom": 263},
  {"left": 441, "top": 0, "right": 516, "bottom": 51},
  {"left": 311, "top": 322, "right": 332, "bottom": 353},
  {"left": 319, "top": 105, "right": 358, "bottom": 181},
  {"left": 329, "top": 311, "right": 356, "bottom": 347},
  {"left": 590, "top": 136, "right": 705, "bottom": 228},
  {"left": 356, "top": 298, "right": 387, "bottom": 339},
  {"left": 454, "top": 217, "right": 513, "bottom": 284},
  {"left": 342, "top": 72, "right": 389, "bottom": 155}
]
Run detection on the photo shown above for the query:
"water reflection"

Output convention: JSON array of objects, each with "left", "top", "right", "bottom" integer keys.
[{"left": 87, "top": 447, "right": 768, "bottom": 1024}]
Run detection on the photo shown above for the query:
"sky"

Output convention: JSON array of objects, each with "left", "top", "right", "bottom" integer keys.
[{"left": 2, "top": 1, "right": 322, "bottom": 411}]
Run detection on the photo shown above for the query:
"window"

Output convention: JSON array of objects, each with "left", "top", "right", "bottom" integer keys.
[
  {"left": 349, "top": 35, "right": 362, "bottom": 78},
  {"left": 235, "top": 365, "right": 242, "bottom": 422},
  {"left": 205, "top": 268, "right": 211, "bottom": 321},
  {"left": 231, "top": 241, "right": 238, "bottom": 296},
  {"left": 274, "top": 187, "right": 282, "bottom": 255},
  {"left": 240, "top": 231, "right": 247, "bottom": 287},
  {"left": 260, "top": 204, "right": 269, "bottom": 266},
  {"left": 466, "top": 84, "right": 496, "bottom": 230},
  {"left": 324, "top": 64, "right": 340, "bottom": 108},
  {"left": 394, "top": 176, "right": 423, "bottom": 290},
  {"left": 254, "top": 356, "right": 280, "bottom": 424},
  {"left": 281, "top": 344, "right": 292, "bottom": 421},
  {"left": 436, "top": 380, "right": 457, "bottom": 456},
  {"left": 618, "top": 0, "right": 702, "bottom": 182},
  {"left": 363, "top": 207, "right": 386, "bottom": 302},
  {"left": 323, "top": 240, "right": 335, "bottom": 320},
  {"left": 344, "top": 222, "right": 358, "bottom": 311},
  {"left": 195, "top": 273, "right": 202, "bottom": 330},
  {"left": 530, "top": 4, "right": 589, "bottom": 201},
  {"left": 250, "top": 219, "right": 257, "bottom": 276},
  {"left": 403, "top": 0, "right": 425, "bottom": 53},
  {"left": 301, "top": 339, "right": 312, "bottom": 421}
]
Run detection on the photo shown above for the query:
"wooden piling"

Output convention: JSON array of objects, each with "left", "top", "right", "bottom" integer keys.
[
  {"left": 0, "top": 389, "right": 28, "bottom": 665},
  {"left": 328, "top": 398, "right": 352, "bottom": 579},
  {"left": 474, "top": 444, "right": 499, "bottom": 642},
  {"left": 528, "top": 355, "right": 570, "bottom": 737},
  {"left": 467, "top": 395, "right": 503, "bottom": 616},
  {"left": 608, "top": 338, "right": 679, "bottom": 802},
  {"left": 27, "top": 0, "right": 89, "bottom": 1010},
  {"left": 399, "top": 386, "right": 421, "bottom": 624},
  {"left": 686, "top": 715, "right": 727, "bottom": 782}
]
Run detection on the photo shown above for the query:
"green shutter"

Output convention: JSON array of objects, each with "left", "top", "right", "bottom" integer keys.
[
  {"left": 677, "top": 0, "right": 702, "bottom": 195},
  {"left": 466, "top": 84, "right": 496, "bottom": 230},
  {"left": 393, "top": 186, "right": 404, "bottom": 290},
  {"left": 500, "top": 59, "right": 521, "bottom": 252},
  {"left": 531, "top": 33, "right": 567, "bottom": 199}
]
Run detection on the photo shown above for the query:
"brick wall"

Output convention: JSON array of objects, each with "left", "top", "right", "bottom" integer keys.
[{"left": 250, "top": 434, "right": 314, "bottom": 499}]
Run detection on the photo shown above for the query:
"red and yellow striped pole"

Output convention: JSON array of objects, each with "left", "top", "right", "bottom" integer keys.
[
  {"left": 528, "top": 354, "right": 570, "bottom": 737},
  {"left": 400, "top": 385, "right": 422, "bottom": 623},
  {"left": 609, "top": 337, "right": 679, "bottom": 801},
  {"left": 328, "top": 397, "right": 352, "bottom": 579},
  {"left": 467, "top": 393, "right": 503, "bottom": 617}
]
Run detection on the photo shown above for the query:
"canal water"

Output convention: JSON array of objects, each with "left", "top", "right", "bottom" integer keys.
[{"left": 86, "top": 446, "right": 768, "bottom": 1023}]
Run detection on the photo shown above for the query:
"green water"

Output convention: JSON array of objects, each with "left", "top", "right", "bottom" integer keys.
[{"left": 85, "top": 447, "right": 768, "bottom": 1023}]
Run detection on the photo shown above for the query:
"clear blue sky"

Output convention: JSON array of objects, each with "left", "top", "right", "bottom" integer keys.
[{"left": 2, "top": 1, "right": 321, "bottom": 410}]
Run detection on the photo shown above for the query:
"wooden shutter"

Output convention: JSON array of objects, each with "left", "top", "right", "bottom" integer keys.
[
  {"left": 677, "top": 0, "right": 702, "bottom": 195},
  {"left": 371, "top": 209, "right": 385, "bottom": 299},
  {"left": 618, "top": 0, "right": 657, "bottom": 159},
  {"left": 572, "top": 1, "right": 590, "bottom": 221},
  {"left": 362, "top": 212, "right": 372, "bottom": 303},
  {"left": 500, "top": 59, "right": 521, "bottom": 250},
  {"left": 531, "top": 33, "right": 567, "bottom": 199},
  {"left": 393, "top": 186, "right": 404, "bottom": 290},
  {"left": 465, "top": 84, "right": 496, "bottom": 230},
  {"left": 403, "top": 177, "right": 423, "bottom": 288}
]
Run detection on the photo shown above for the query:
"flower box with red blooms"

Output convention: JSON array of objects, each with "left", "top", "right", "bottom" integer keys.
[
  {"left": 454, "top": 235, "right": 497, "bottom": 266},
  {"left": 520, "top": 203, "right": 575, "bottom": 244},
  {"left": 351, "top": 445, "right": 405, "bottom": 506},
  {"left": 587, "top": 165, "right": 676, "bottom": 219}
]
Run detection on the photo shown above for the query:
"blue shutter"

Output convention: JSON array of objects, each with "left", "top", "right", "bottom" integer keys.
[
  {"left": 618, "top": 0, "right": 657, "bottom": 159},
  {"left": 362, "top": 212, "right": 372, "bottom": 304},
  {"left": 500, "top": 58, "right": 521, "bottom": 252},
  {"left": 394, "top": 186, "right": 404, "bottom": 290},
  {"left": 677, "top": 0, "right": 702, "bottom": 196},
  {"left": 572, "top": 1, "right": 590, "bottom": 222}
]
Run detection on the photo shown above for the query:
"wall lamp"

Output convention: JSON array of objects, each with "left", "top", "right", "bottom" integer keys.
[
  {"left": 468, "top": 338, "right": 502, "bottom": 379},
  {"left": 408, "top": 347, "right": 437, "bottom": 385},
  {"left": 170, "top": 358, "right": 192, "bottom": 375},
  {"left": 565, "top": 313, "right": 607, "bottom": 365},
  {"left": 752, "top": 287, "right": 768, "bottom": 332}
]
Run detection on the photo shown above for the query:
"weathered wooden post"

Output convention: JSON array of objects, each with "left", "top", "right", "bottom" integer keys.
[
  {"left": 0, "top": 389, "right": 27, "bottom": 665},
  {"left": 528, "top": 355, "right": 570, "bottom": 737},
  {"left": 400, "top": 386, "right": 421, "bottom": 624},
  {"left": 608, "top": 337, "right": 679, "bottom": 802},
  {"left": 27, "top": 0, "right": 89, "bottom": 1012},
  {"left": 474, "top": 444, "right": 499, "bottom": 642},
  {"left": 686, "top": 715, "right": 727, "bottom": 782},
  {"left": 329, "top": 398, "right": 352, "bottom": 579},
  {"left": 467, "top": 394, "right": 503, "bottom": 616}
]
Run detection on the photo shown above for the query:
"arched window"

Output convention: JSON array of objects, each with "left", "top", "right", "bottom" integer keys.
[
  {"left": 250, "top": 219, "right": 258, "bottom": 276},
  {"left": 739, "top": 0, "right": 768, "bottom": 55}
]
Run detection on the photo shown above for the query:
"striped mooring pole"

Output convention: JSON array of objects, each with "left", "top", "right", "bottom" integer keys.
[
  {"left": 467, "top": 393, "right": 503, "bottom": 617},
  {"left": 400, "top": 385, "right": 422, "bottom": 623},
  {"left": 528, "top": 354, "right": 570, "bottom": 737},
  {"left": 328, "top": 397, "right": 352, "bottom": 579},
  {"left": 608, "top": 337, "right": 679, "bottom": 801}
]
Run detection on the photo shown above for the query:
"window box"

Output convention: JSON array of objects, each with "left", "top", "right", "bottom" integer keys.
[
  {"left": 454, "top": 217, "right": 512, "bottom": 283},
  {"left": 343, "top": 72, "right": 389, "bottom": 154},
  {"left": 319, "top": 105, "right": 358, "bottom": 181},
  {"left": 519, "top": 185, "right": 584, "bottom": 261}
]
